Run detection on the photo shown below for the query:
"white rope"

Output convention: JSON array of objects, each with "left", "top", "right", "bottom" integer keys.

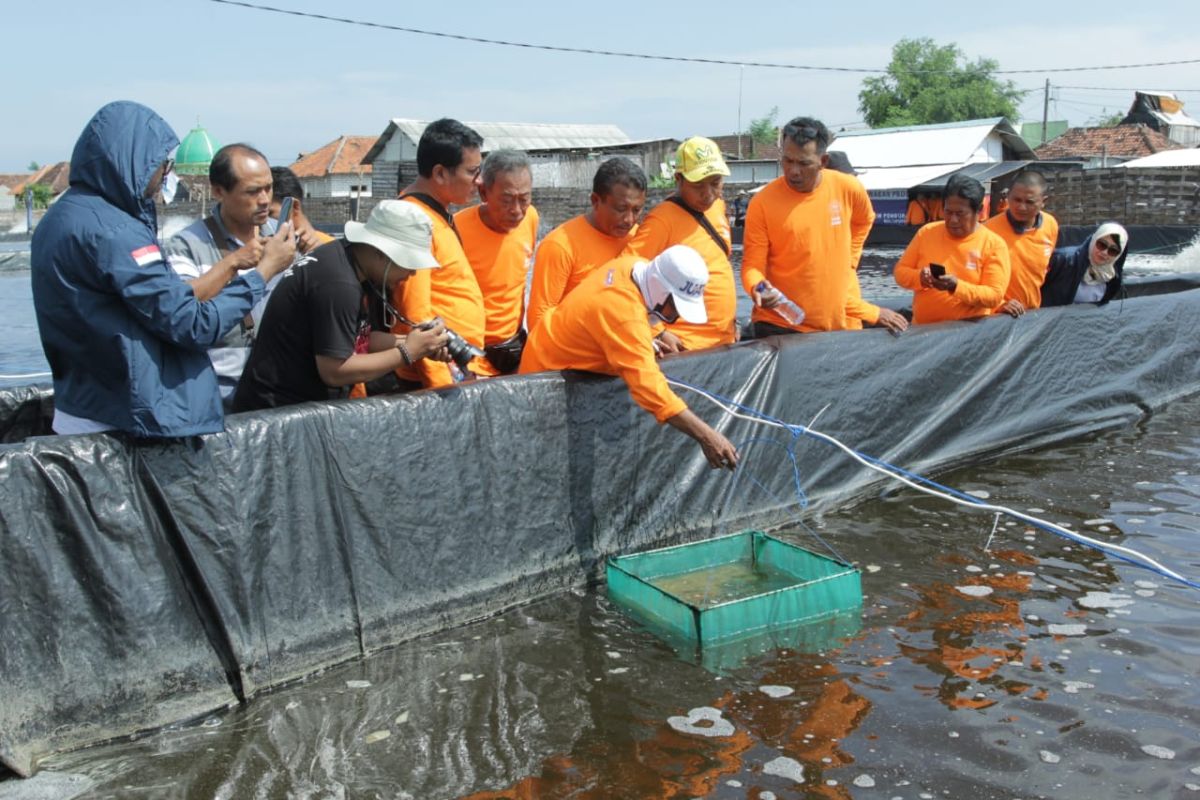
[
  {"left": 0, "top": 371, "right": 51, "bottom": 380},
  {"left": 668, "top": 378, "right": 1194, "bottom": 586}
]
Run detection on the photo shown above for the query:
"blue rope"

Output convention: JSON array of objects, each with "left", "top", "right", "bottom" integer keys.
[{"left": 670, "top": 376, "right": 1200, "bottom": 590}]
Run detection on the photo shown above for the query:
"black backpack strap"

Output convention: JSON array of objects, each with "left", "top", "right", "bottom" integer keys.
[
  {"left": 665, "top": 195, "right": 731, "bottom": 257},
  {"left": 400, "top": 192, "right": 462, "bottom": 244}
]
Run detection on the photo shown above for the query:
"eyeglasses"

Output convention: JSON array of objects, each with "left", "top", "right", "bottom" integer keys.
[{"left": 1094, "top": 239, "right": 1121, "bottom": 257}]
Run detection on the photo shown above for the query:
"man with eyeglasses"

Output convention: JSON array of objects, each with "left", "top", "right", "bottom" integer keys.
[
  {"left": 164, "top": 143, "right": 292, "bottom": 408},
  {"left": 31, "top": 101, "right": 295, "bottom": 436},
  {"left": 390, "top": 118, "right": 488, "bottom": 389},
  {"left": 520, "top": 245, "right": 740, "bottom": 471},
  {"left": 527, "top": 157, "right": 647, "bottom": 334},
  {"left": 986, "top": 170, "right": 1060, "bottom": 317},
  {"left": 455, "top": 149, "right": 539, "bottom": 376},
  {"left": 741, "top": 116, "right": 908, "bottom": 337}
]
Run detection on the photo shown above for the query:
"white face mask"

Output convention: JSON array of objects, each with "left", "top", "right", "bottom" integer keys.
[{"left": 161, "top": 170, "right": 179, "bottom": 204}]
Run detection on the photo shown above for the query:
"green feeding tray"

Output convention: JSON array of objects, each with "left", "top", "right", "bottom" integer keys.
[{"left": 606, "top": 531, "right": 862, "bottom": 652}]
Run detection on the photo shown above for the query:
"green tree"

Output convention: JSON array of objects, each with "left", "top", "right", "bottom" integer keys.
[
  {"left": 747, "top": 106, "right": 779, "bottom": 157},
  {"left": 27, "top": 160, "right": 39, "bottom": 171},
  {"left": 858, "top": 38, "right": 1024, "bottom": 128},
  {"left": 1089, "top": 110, "right": 1124, "bottom": 128},
  {"left": 22, "top": 184, "right": 53, "bottom": 210}
]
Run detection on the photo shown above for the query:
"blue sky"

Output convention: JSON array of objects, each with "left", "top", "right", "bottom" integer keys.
[{"left": 5, "top": 0, "right": 1198, "bottom": 172}]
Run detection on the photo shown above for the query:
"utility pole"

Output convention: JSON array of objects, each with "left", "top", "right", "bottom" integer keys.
[
  {"left": 1042, "top": 79, "right": 1051, "bottom": 145},
  {"left": 737, "top": 66, "right": 744, "bottom": 160}
]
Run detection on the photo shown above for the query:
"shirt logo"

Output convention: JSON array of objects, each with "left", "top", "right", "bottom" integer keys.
[
  {"left": 130, "top": 244, "right": 161, "bottom": 267},
  {"left": 829, "top": 201, "right": 842, "bottom": 227},
  {"left": 966, "top": 252, "right": 980, "bottom": 271}
]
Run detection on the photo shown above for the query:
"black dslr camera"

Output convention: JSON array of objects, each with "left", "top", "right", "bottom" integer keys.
[{"left": 443, "top": 326, "right": 485, "bottom": 372}]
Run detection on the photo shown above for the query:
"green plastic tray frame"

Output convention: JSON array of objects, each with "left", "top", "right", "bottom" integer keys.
[{"left": 606, "top": 530, "right": 862, "bottom": 647}]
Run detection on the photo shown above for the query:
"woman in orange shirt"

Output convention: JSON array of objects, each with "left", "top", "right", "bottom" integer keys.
[{"left": 894, "top": 173, "right": 1011, "bottom": 325}]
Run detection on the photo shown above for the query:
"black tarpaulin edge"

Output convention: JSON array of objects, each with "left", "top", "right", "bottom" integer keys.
[{"left": 2, "top": 277, "right": 1200, "bottom": 777}]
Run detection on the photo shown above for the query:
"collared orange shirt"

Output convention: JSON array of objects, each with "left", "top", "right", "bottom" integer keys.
[
  {"left": 526, "top": 214, "right": 635, "bottom": 334},
  {"left": 627, "top": 197, "right": 737, "bottom": 349},
  {"left": 391, "top": 195, "right": 486, "bottom": 387},
  {"left": 741, "top": 171, "right": 875, "bottom": 332},
  {"left": 519, "top": 254, "right": 687, "bottom": 423},
  {"left": 894, "top": 221, "right": 1011, "bottom": 325},
  {"left": 456, "top": 204, "right": 539, "bottom": 344},
  {"left": 985, "top": 211, "right": 1059, "bottom": 310}
]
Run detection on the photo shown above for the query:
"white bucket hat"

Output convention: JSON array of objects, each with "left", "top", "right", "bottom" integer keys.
[
  {"left": 344, "top": 200, "right": 439, "bottom": 270},
  {"left": 645, "top": 245, "right": 708, "bottom": 324}
]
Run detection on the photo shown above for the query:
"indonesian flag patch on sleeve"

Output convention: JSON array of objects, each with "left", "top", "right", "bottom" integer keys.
[{"left": 131, "top": 244, "right": 161, "bottom": 267}]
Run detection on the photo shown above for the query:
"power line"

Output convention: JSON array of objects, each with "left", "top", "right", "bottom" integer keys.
[
  {"left": 1054, "top": 85, "right": 1200, "bottom": 92},
  {"left": 210, "top": 0, "right": 1200, "bottom": 76}
]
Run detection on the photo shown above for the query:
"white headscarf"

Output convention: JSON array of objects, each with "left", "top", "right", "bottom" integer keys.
[{"left": 1083, "top": 222, "right": 1128, "bottom": 285}]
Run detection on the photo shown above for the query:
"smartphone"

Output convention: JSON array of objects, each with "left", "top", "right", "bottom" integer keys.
[
  {"left": 929, "top": 263, "right": 946, "bottom": 278},
  {"left": 276, "top": 196, "right": 294, "bottom": 229}
]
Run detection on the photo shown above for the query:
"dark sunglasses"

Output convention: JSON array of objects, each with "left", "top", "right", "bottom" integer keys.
[{"left": 1094, "top": 239, "right": 1121, "bottom": 257}]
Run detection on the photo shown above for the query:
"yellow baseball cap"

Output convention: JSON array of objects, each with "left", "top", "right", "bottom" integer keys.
[{"left": 675, "top": 136, "right": 731, "bottom": 183}]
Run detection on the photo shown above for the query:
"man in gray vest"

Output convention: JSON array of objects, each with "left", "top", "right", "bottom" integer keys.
[{"left": 164, "top": 143, "right": 282, "bottom": 407}]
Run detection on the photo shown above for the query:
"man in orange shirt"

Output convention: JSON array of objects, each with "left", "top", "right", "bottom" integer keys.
[
  {"left": 894, "top": 174, "right": 1011, "bottom": 325},
  {"left": 456, "top": 149, "right": 539, "bottom": 375},
  {"left": 392, "top": 118, "right": 487, "bottom": 388},
  {"left": 741, "top": 117, "right": 908, "bottom": 337},
  {"left": 985, "top": 171, "right": 1059, "bottom": 317},
  {"left": 526, "top": 157, "right": 646, "bottom": 333},
  {"left": 628, "top": 136, "right": 737, "bottom": 349},
  {"left": 520, "top": 245, "right": 739, "bottom": 470}
]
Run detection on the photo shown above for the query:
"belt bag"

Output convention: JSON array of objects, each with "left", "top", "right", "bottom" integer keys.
[{"left": 484, "top": 330, "right": 527, "bottom": 374}]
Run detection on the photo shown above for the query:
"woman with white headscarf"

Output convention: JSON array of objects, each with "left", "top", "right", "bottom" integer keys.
[{"left": 1041, "top": 221, "right": 1128, "bottom": 307}]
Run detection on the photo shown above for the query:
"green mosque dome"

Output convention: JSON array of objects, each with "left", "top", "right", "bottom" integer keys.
[{"left": 175, "top": 123, "right": 220, "bottom": 176}]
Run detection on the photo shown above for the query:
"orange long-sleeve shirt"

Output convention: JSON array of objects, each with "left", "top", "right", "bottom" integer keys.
[
  {"left": 893, "top": 221, "right": 1012, "bottom": 325},
  {"left": 741, "top": 171, "right": 875, "bottom": 332},
  {"left": 526, "top": 215, "right": 634, "bottom": 334},
  {"left": 626, "top": 197, "right": 736, "bottom": 348},
  {"left": 456, "top": 204, "right": 540, "bottom": 345},
  {"left": 392, "top": 196, "right": 486, "bottom": 387},
  {"left": 519, "top": 255, "right": 687, "bottom": 423},
  {"left": 984, "top": 211, "right": 1059, "bottom": 311}
]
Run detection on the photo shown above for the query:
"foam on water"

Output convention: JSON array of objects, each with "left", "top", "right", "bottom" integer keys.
[
  {"left": 666, "top": 707, "right": 734, "bottom": 738},
  {"left": 762, "top": 756, "right": 804, "bottom": 783}
]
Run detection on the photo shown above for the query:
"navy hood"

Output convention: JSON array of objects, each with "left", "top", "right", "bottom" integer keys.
[{"left": 68, "top": 100, "right": 178, "bottom": 226}]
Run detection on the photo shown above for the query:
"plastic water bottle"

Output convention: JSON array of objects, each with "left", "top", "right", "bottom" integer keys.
[{"left": 756, "top": 281, "right": 805, "bottom": 325}]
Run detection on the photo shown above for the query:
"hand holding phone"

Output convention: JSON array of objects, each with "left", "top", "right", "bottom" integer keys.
[
  {"left": 929, "top": 263, "right": 945, "bottom": 278},
  {"left": 276, "top": 196, "right": 294, "bottom": 229}
]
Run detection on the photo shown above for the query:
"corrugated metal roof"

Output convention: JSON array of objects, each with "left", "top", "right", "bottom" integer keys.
[
  {"left": 855, "top": 164, "right": 958, "bottom": 192},
  {"left": 1119, "top": 148, "right": 1200, "bottom": 168},
  {"left": 363, "top": 119, "right": 630, "bottom": 163},
  {"left": 914, "top": 161, "right": 1036, "bottom": 190},
  {"left": 833, "top": 118, "right": 1034, "bottom": 168}
]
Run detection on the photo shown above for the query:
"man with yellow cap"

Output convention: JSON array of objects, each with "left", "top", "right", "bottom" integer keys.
[
  {"left": 520, "top": 245, "right": 739, "bottom": 470},
  {"left": 627, "top": 137, "right": 738, "bottom": 350}
]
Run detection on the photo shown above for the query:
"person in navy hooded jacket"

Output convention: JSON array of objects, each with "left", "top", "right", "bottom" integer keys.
[{"left": 31, "top": 101, "right": 296, "bottom": 437}]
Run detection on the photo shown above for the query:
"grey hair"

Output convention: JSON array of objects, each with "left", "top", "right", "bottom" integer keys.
[{"left": 480, "top": 149, "right": 531, "bottom": 189}]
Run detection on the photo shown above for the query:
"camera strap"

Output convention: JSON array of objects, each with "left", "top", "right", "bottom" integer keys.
[
  {"left": 665, "top": 196, "right": 731, "bottom": 257},
  {"left": 400, "top": 192, "right": 462, "bottom": 245}
]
